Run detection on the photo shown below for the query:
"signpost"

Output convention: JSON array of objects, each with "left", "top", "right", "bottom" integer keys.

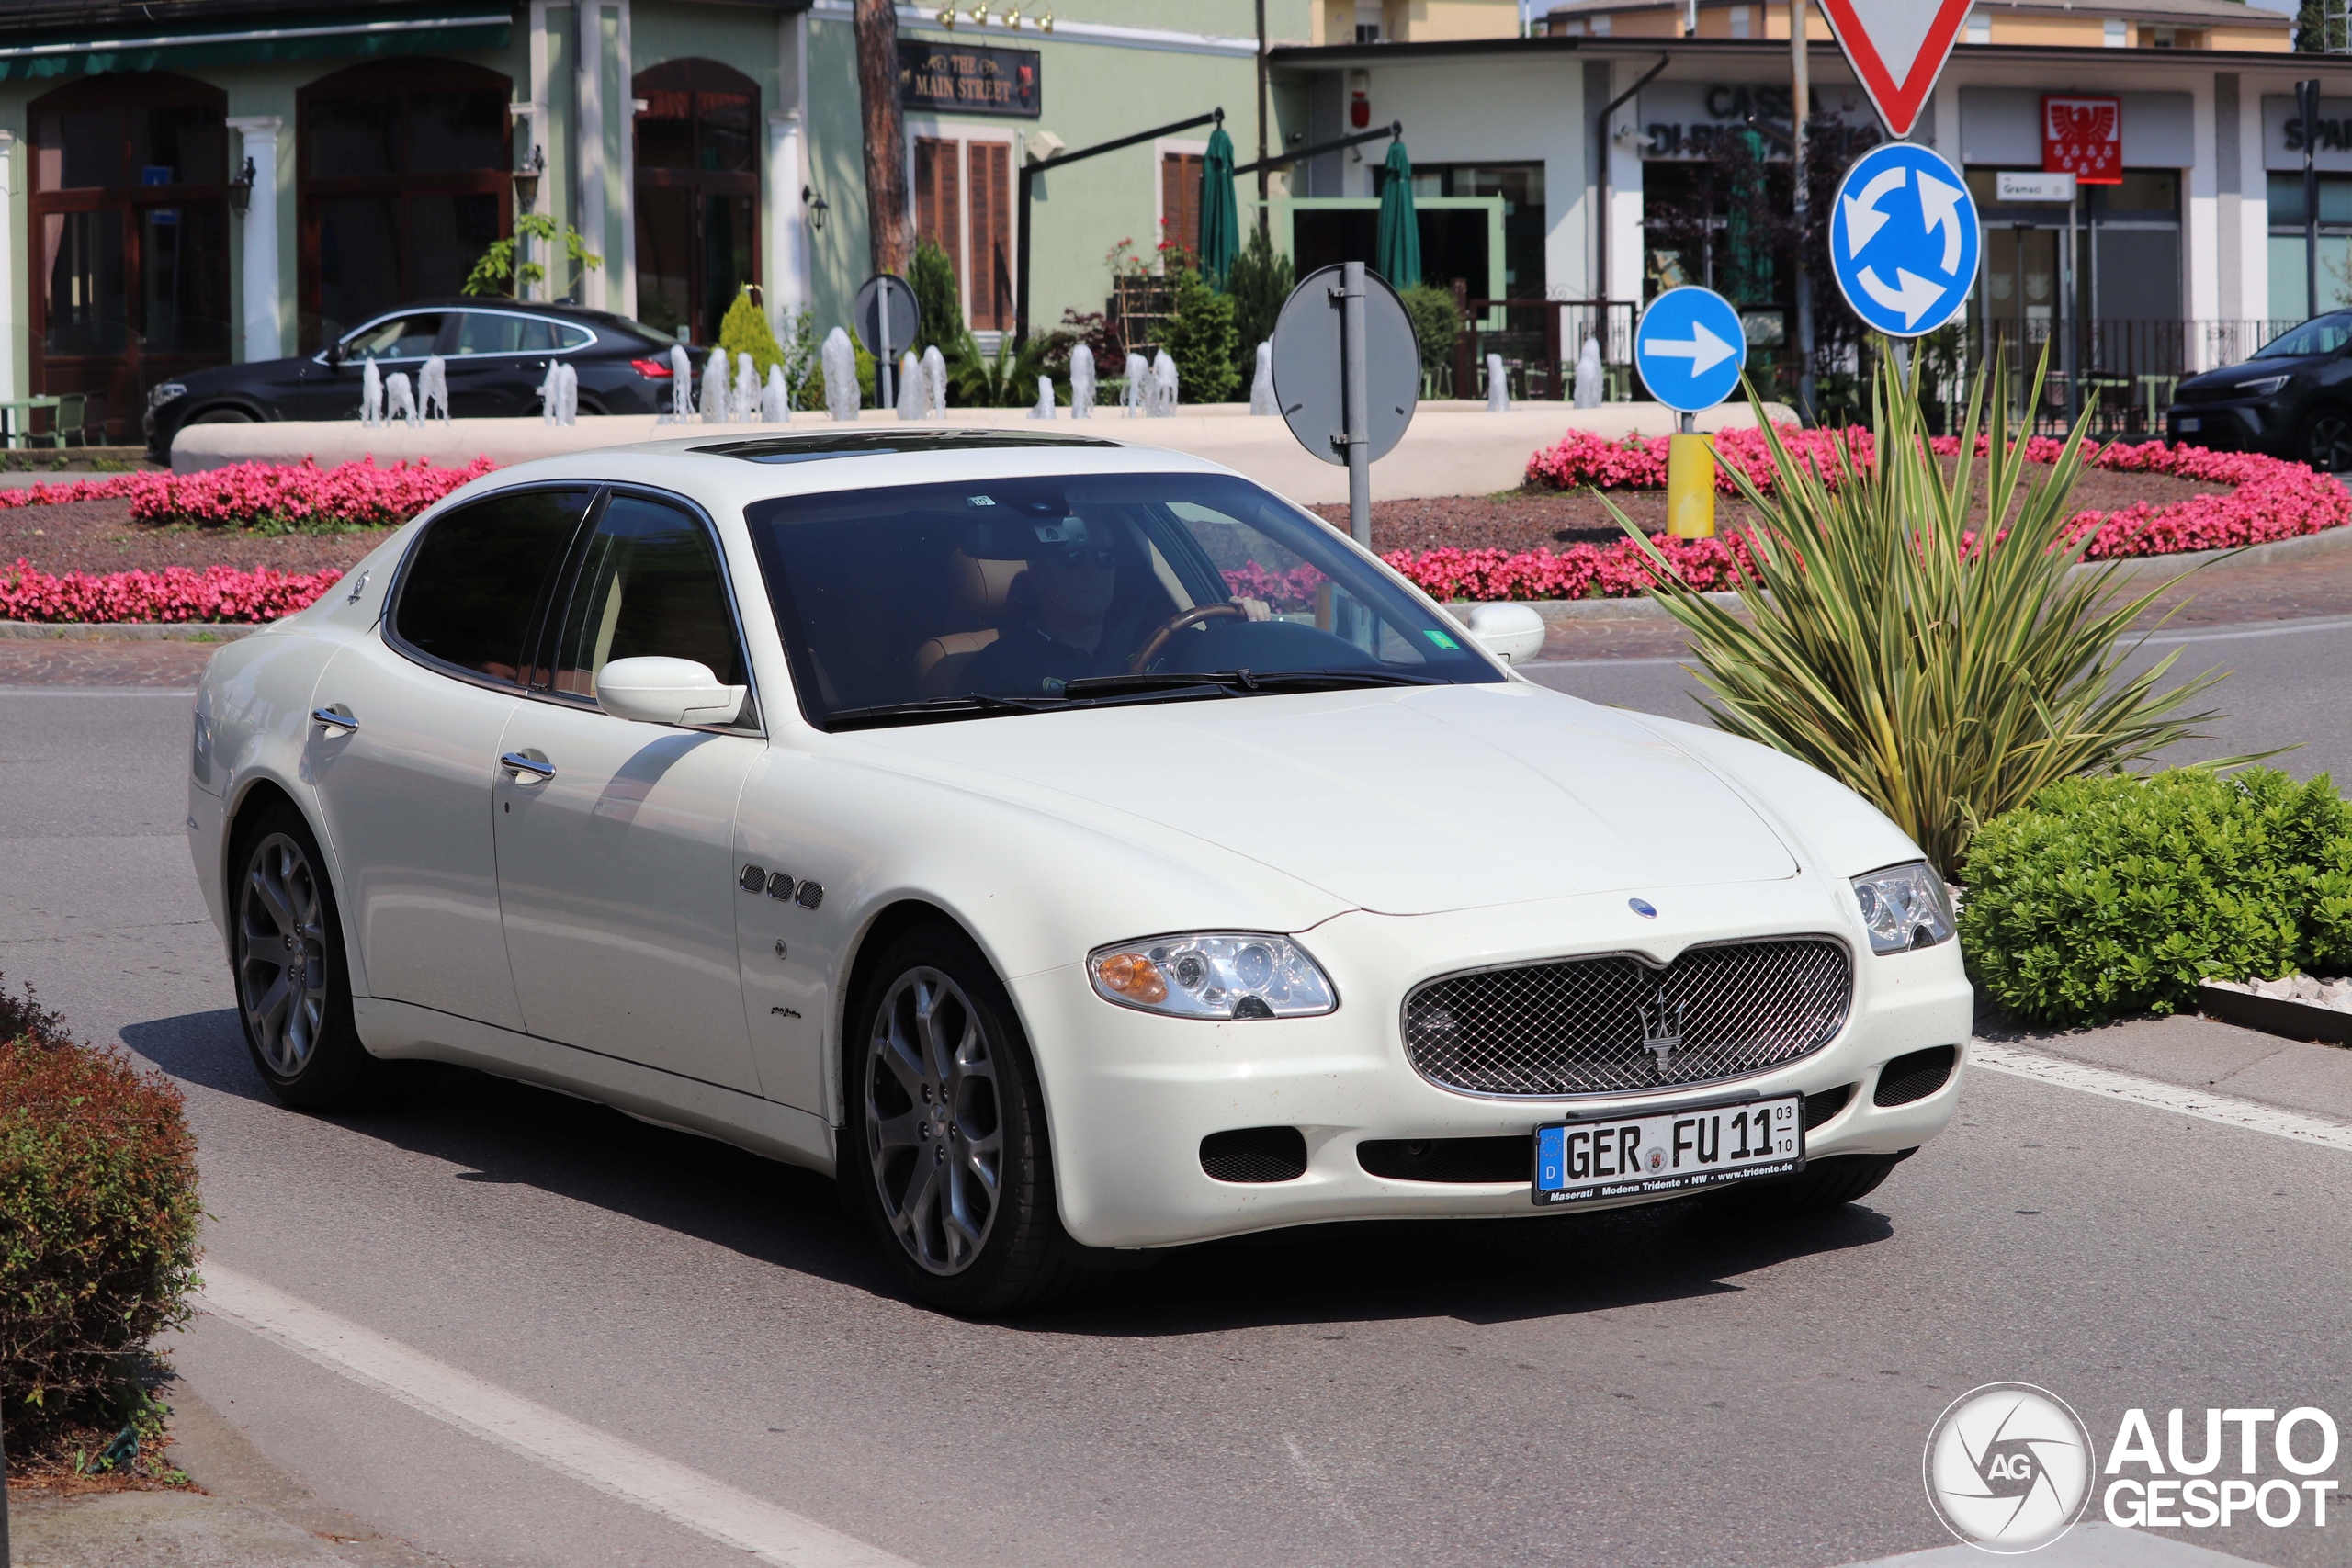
[
  {"left": 1634, "top": 286, "right": 1747, "bottom": 539},
  {"left": 1813, "top": 0, "right": 1972, "bottom": 139},
  {"left": 1270, "top": 261, "right": 1419, "bottom": 550},
  {"left": 852, "top": 274, "right": 921, "bottom": 415}
]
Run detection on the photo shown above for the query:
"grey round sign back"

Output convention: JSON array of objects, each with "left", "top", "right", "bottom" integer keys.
[
  {"left": 852, "top": 274, "right": 922, "bottom": 358},
  {"left": 1270, "top": 265, "right": 1419, "bottom": 467}
]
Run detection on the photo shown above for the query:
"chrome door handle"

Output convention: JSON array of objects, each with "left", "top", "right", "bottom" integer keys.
[
  {"left": 500, "top": 750, "right": 555, "bottom": 783},
  {"left": 312, "top": 705, "right": 357, "bottom": 736}
]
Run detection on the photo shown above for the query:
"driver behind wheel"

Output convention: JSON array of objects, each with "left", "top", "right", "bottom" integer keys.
[{"left": 959, "top": 513, "right": 1150, "bottom": 697}]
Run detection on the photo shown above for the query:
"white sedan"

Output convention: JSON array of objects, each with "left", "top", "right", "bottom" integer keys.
[{"left": 187, "top": 431, "right": 1972, "bottom": 1313}]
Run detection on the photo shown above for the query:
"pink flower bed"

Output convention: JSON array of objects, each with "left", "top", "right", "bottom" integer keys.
[
  {"left": 1, "top": 559, "right": 345, "bottom": 624},
  {"left": 0, "top": 455, "right": 494, "bottom": 532},
  {"left": 1439, "top": 426, "right": 2352, "bottom": 602}
]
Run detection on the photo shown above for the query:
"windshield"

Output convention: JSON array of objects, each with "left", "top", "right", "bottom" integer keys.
[
  {"left": 2254, "top": 315, "right": 2352, "bottom": 359},
  {"left": 746, "top": 471, "right": 1505, "bottom": 728}
]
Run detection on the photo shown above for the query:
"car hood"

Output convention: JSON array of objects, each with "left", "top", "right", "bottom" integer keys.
[
  {"left": 2181, "top": 355, "right": 2319, "bottom": 391},
  {"left": 842, "top": 682, "right": 1800, "bottom": 916}
]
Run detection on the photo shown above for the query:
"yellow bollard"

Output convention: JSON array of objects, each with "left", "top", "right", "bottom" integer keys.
[{"left": 1667, "top": 432, "right": 1717, "bottom": 539}]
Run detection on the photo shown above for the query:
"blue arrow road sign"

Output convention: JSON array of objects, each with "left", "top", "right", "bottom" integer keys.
[
  {"left": 1828, "top": 141, "right": 1980, "bottom": 339},
  {"left": 1634, "top": 286, "right": 1747, "bottom": 414}
]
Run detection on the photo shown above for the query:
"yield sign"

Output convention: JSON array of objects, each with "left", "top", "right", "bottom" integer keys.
[{"left": 1815, "top": 0, "right": 1974, "bottom": 139}]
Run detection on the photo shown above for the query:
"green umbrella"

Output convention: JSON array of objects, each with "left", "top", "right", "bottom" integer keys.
[
  {"left": 1374, "top": 137, "right": 1421, "bottom": 290},
  {"left": 1197, "top": 123, "right": 1240, "bottom": 290}
]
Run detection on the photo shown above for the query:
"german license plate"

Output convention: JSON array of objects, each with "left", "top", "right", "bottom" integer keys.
[
  {"left": 1531, "top": 1094, "right": 1803, "bottom": 1206},
  {"left": 2177, "top": 417, "right": 2200, "bottom": 432}
]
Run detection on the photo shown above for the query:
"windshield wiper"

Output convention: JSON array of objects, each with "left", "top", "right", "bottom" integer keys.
[
  {"left": 1063, "top": 668, "right": 1447, "bottom": 699},
  {"left": 824, "top": 692, "right": 1056, "bottom": 730}
]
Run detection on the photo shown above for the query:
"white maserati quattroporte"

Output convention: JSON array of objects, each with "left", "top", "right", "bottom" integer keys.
[{"left": 188, "top": 430, "right": 1972, "bottom": 1312}]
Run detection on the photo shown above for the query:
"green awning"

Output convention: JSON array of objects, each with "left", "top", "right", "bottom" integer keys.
[{"left": 0, "top": 10, "right": 511, "bottom": 81}]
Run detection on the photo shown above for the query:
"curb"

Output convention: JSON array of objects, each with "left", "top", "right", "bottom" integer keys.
[
  {"left": 1444, "top": 522, "right": 2352, "bottom": 623},
  {"left": 0, "top": 621, "right": 259, "bottom": 641}
]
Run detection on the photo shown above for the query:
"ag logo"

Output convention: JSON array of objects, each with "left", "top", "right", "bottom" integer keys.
[{"left": 1923, "top": 1382, "right": 2095, "bottom": 1553}]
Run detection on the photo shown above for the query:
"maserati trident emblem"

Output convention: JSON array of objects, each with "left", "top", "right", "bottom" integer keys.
[{"left": 1639, "top": 987, "right": 1686, "bottom": 1075}]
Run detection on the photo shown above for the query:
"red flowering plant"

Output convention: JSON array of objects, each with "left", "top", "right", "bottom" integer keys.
[
  {"left": 0, "top": 456, "right": 494, "bottom": 535},
  {"left": 1, "top": 560, "right": 345, "bottom": 624}
]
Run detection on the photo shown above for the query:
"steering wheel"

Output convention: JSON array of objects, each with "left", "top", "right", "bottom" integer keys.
[{"left": 1127, "top": 603, "right": 1249, "bottom": 673}]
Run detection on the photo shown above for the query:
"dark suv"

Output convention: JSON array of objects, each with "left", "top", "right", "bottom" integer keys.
[
  {"left": 144, "top": 300, "right": 709, "bottom": 461},
  {"left": 2166, "top": 313, "right": 2352, "bottom": 470}
]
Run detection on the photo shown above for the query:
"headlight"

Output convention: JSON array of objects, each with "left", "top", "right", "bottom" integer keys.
[
  {"left": 1851, "top": 862, "right": 1954, "bottom": 954},
  {"left": 1088, "top": 932, "right": 1337, "bottom": 1019},
  {"left": 146, "top": 382, "right": 188, "bottom": 412},
  {"left": 2234, "top": 375, "right": 2290, "bottom": 397}
]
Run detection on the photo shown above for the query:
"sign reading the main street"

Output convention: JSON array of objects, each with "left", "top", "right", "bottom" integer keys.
[
  {"left": 1828, "top": 141, "right": 1979, "bottom": 339},
  {"left": 1814, "top": 0, "right": 1973, "bottom": 139},
  {"left": 898, "top": 40, "right": 1040, "bottom": 118},
  {"left": 1633, "top": 287, "right": 1747, "bottom": 414}
]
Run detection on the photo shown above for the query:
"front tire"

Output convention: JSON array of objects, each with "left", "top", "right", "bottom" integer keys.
[
  {"left": 2301, "top": 406, "right": 2352, "bottom": 472},
  {"left": 229, "top": 802, "right": 382, "bottom": 1111},
  {"left": 845, "top": 921, "right": 1091, "bottom": 1314}
]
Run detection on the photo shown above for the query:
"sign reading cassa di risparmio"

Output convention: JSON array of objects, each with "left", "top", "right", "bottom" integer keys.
[{"left": 898, "top": 40, "right": 1040, "bottom": 118}]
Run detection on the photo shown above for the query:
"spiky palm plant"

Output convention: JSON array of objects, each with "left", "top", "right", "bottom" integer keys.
[{"left": 1610, "top": 349, "right": 2242, "bottom": 881}]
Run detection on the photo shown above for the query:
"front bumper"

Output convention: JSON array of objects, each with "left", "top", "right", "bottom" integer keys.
[
  {"left": 2166, "top": 400, "right": 2285, "bottom": 452},
  {"left": 1018, "top": 879, "right": 1973, "bottom": 1248}
]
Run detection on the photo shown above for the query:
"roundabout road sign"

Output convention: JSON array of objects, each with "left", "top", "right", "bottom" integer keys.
[
  {"left": 1633, "top": 286, "right": 1747, "bottom": 414},
  {"left": 1828, "top": 141, "right": 1980, "bottom": 339}
]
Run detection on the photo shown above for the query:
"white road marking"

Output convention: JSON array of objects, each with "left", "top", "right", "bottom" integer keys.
[
  {"left": 197, "top": 1262, "right": 917, "bottom": 1568},
  {"left": 2141, "top": 613, "right": 2352, "bottom": 646},
  {"left": 1970, "top": 1040, "right": 2352, "bottom": 1155}
]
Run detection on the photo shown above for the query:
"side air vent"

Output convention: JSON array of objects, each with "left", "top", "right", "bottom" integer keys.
[
  {"left": 1874, "top": 1046, "right": 1960, "bottom": 1108},
  {"left": 1803, "top": 1083, "right": 1857, "bottom": 1131},
  {"left": 1200, "top": 1126, "right": 1309, "bottom": 1184},
  {"left": 1357, "top": 1136, "right": 1528, "bottom": 1184}
]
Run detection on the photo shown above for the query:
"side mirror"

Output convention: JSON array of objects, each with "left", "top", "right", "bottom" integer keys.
[
  {"left": 326, "top": 342, "right": 346, "bottom": 367},
  {"left": 594, "top": 656, "right": 747, "bottom": 727},
  {"left": 1464, "top": 603, "right": 1545, "bottom": 667}
]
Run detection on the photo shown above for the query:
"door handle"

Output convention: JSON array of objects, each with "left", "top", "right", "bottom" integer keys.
[
  {"left": 312, "top": 705, "right": 357, "bottom": 736},
  {"left": 500, "top": 750, "right": 556, "bottom": 783}
]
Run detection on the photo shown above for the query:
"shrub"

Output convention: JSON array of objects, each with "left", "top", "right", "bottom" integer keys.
[
  {"left": 1616, "top": 354, "right": 2237, "bottom": 880},
  {"left": 1225, "top": 225, "right": 1293, "bottom": 384},
  {"left": 1397, "top": 284, "right": 1463, "bottom": 380},
  {"left": 1161, "top": 258, "right": 1239, "bottom": 404},
  {"left": 1, "top": 974, "right": 204, "bottom": 1451},
  {"left": 715, "top": 285, "right": 786, "bottom": 383},
  {"left": 1960, "top": 770, "right": 2352, "bottom": 1028},
  {"left": 908, "top": 239, "right": 965, "bottom": 358}
]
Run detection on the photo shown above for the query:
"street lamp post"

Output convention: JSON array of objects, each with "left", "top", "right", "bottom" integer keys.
[
  {"left": 1791, "top": 0, "right": 1815, "bottom": 422},
  {"left": 2302, "top": 78, "right": 2322, "bottom": 321}
]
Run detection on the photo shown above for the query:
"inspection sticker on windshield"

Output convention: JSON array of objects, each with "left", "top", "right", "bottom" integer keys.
[{"left": 1532, "top": 1094, "right": 1803, "bottom": 1206}]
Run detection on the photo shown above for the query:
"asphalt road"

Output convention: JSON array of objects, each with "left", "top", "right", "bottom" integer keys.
[{"left": 5, "top": 656, "right": 2350, "bottom": 1568}]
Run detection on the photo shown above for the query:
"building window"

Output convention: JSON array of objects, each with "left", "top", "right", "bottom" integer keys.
[
  {"left": 2103, "top": 18, "right": 2128, "bottom": 46},
  {"left": 1161, "top": 152, "right": 1204, "bottom": 260},
  {"left": 1355, "top": 1, "right": 1383, "bottom": 41},
  {"left": 28, "top": 72, "right": 232, "bottom": 438},
  {"left": 1730, "top": 5, "right": 1751, "bottom": 39},
  {"left": 912, "top": 135, "right": 1012, "bottom": 332},
  {"left": 298, "top": 59, "right": 511, "bottom": 350},
  {"left": 1966, "top": 10, "right": 1991, "bottom": 44},
  {"left": 2269, "top": 171, "right": 2352, "bottom": 314},
  {"left": 633, "top": 58, "right": 759, "bottom": 346},
  {"left": 914, "top": 137, "right": 965, "bottom": 307}
]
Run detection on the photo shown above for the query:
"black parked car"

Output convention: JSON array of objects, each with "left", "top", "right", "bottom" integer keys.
[
  {"left": 2167, "top": 312, "right": 2352, "bottom": 470},
  {"left": 143, "top": 300, "right": 710, "bottom": 460}
]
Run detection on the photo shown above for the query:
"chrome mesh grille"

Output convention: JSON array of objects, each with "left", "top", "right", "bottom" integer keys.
[{"left": 1402, "top": 939, "right": 1852, "bottom": 1098}]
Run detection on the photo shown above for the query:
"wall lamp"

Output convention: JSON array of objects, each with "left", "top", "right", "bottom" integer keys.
[
  {"left": 227, "top": 154, "right": 256, "bottom": 215},
  {"left": 803, "top": 185, "right": 829, "bottom": 232},
  {"left": 512, "top": 145, "right": 545, "bottom": 214}
]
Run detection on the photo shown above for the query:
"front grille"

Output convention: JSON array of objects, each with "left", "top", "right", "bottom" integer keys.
[
  {"left": 1357, "top": 1136, "right": 1527, "bottom": 1184},
  {"left": 1200, "top": 1126, "right": 1308, "bottom": 1183},
  {"left": 1403, "top": 938, "right": 1852, "bottom": 1099}
]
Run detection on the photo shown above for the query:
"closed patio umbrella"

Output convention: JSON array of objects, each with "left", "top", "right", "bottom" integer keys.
[
  {"left": 1198, "top": 123, "right": 1240, "bottom": 289},
  {"left": 1374, "top": 137, "right": 1421, "bottom": 290}
]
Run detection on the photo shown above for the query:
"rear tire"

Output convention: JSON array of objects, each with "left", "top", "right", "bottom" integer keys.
[
  {"left": 843, "top": 919, "right": 1098, "bottom": 1314},
  {"left": 186, "top": 407, "right": 254, "bottom": 425},
  {"left": 1710, "top": 1151, "right": 1912, "bottom": 1216},
  {"left": 228, "top": 801, "right": 386, "bottom": 1111}
]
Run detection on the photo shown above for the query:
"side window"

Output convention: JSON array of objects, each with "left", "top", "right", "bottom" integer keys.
[
  {"left": 550, "top": 495, "right": 748, "bottom": 709},
  {"left": 343, "top": 312, "right": 444, "bottom": 360},
  {"left": 453, "top": 312, "right": 570, "bottom": 355},
  {"left": 392, "top": 489, "right": 593, "bottom": 683}
]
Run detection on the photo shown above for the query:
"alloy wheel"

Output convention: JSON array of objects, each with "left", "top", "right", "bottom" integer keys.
[
  {"left": 865, "top": 966, "right": 1004, "bottom": 1275},
  {"left": 236, "top": 831, "right": 332, "bottom": 1077},
  {"left": 2309, "top": 413, "right": 2352, "bottom": 473}
]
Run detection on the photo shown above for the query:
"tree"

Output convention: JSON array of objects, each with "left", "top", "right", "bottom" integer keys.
[
  {"left": 908, "top": 239, "right": 963, "bottom": 355},
  {"left": 854, "top": 0, "right": 910, "bottom": 275},
  {"left": 1226, "top": 225, "right": 1293, "bottom": 384},
  {"left": 1162, "top": 258, "right": 1239, "bottom": 403},
  {"left": 717, "top": 286, "right": 786, "bottom": 379},
  {"left": 462, "top": 215, "right": 601, "bottom": 298}
]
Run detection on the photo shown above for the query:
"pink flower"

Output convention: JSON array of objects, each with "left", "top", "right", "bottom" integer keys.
[{"left": 0, "top": 558, "right": 343, "bottom": 623}]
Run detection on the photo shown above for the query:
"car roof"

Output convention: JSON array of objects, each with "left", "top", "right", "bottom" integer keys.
[{"left": 458, "top": 430, "right": 1244, "bottom": 520}]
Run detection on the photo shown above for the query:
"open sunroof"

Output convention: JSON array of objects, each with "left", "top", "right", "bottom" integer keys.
[{"left": 693, "top": 430, "right": 1123, "bottom": 464}]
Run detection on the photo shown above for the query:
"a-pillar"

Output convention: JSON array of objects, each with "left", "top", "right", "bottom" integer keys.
[{"left": 226, "top": 117, "right": 284, "bottom": 362}]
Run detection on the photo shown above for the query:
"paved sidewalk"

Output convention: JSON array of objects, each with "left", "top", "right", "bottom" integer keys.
[{"left": 1986, "top": 1010, "right": 2352, "bottom": 1124}]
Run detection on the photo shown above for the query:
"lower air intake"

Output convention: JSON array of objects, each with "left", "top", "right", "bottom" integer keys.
[
  {"left": 1873, "top": 1046, "right": 1960, "bottom": 1107},
  {"left": 1356, "top": 1136, "right": 1528, "bottom": 1184},
  {"left": 1200, "top": 1126, "right": 1309, "bottom": 1184}
]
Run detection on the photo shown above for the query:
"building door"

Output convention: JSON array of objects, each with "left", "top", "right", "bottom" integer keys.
[
  {"left": 28, "top": 74, "right": 232, "bottom": 442},
  {"left": 297, "top": 59, "right": 511, "bottom": 351},
  {"left": 914, "top": 137, "right": 965, "bottom": 308},
  {"left": 633, "top": 59, "right": 759, "bottom": 345},
  {"left": 910, "top": 136, "right": 1011, "bottom": 333}
]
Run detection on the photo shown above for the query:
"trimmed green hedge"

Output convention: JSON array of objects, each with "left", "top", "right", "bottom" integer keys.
[
  {"left": 1958, "top": 768, "right": 2352, "bottom": 1028},
  {"left": 1, "top": 975, "right": 203, "bottom": 1449}
]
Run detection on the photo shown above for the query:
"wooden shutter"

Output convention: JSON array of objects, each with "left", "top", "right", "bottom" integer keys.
[
  {"left": 1160, "top": 152, "right": 1203, "bottom": 261},
  {"left": 913, "top": 137, "right": 965, "bottom": 310},
  {"left": 967, "top": 141, "right": 1011, "bottom": 331}
]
